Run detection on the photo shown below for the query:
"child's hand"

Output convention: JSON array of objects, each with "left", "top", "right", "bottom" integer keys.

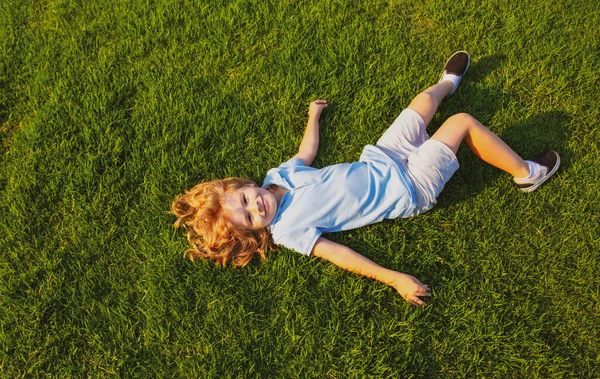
[
  {"left": 390, "top": 272, "right": 431, "bottom": 307},
  {"left": 308, "top": 99, "right": 328, "bottom": 118}
]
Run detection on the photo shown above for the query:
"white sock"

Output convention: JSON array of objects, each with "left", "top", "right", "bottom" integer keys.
[
  {"left": 514, "top": 161, "right": 543, "bottom": 183},
  {"left": 440, "top": 73, "right": 461, "bottom": 94}
]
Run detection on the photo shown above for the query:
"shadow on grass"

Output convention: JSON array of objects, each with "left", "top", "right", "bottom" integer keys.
[{"left": 435, "top": 54, "right": 509, "bottom": 125}]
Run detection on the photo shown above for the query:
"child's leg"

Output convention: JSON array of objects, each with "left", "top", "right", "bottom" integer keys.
[
  {"left": 430, "top": 113, "right": 561, "bottom": 193},
  {"left": 431, "top": 113, "right": 530, "bottom": 177},
  {"left": 378, "top": 51, "right": 469, "bottom": 156},
  {"left": 407, "top": 81, "right": 454, "bottom": 127},
  {"left": 376, "top": 85, "right": 454, "bottom": 163},
  {"left": 407, "top": 51, "right": 470, "bottom": 126}
]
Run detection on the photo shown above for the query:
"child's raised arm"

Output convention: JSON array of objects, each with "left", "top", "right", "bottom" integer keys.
[
  {"left": 311, "top": 237, "right": 431, "bottom": 307},
  {"left": 293, "top": 100, "right": 328, "bottom": 166}
]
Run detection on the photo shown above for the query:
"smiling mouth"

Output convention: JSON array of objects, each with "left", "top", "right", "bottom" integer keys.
[{"left": 261, "top": 196, "right": 267, "bottom": 214}]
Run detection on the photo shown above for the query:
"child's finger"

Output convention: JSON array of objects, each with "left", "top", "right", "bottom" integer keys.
[{"left": 411, "top": 297, "right": 427, "bottom": 307}]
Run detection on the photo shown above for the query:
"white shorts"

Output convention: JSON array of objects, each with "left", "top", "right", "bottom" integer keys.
[{"left": 375, "top": 108, "right": 459, "bottom": 216}]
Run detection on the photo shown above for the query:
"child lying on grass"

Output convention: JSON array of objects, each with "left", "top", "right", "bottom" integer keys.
[{"left": 171, "top": 51, "right": 560, "bottom": 306}]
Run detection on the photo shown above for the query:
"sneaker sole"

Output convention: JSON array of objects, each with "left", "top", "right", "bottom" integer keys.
[{"left": 519, "top": 152, "right": 561, "bottom": 193}]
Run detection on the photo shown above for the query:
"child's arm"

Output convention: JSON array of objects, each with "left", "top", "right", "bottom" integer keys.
[
  {"left": 311, "top": 237, "right": 431, "bottom": 306},
  {"left": 293, "top": 100, "right": 328, "bottom": 166}
]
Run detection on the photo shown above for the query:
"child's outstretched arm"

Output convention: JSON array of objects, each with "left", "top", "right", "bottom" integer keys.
[
  {"left": 312, "top": 237, "right": 431, "bottom": 306},
  {"left": 293, "top": 100, "right": 328, "bottom": 166}
]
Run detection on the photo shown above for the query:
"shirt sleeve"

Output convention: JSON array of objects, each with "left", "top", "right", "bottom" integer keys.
[
  {"left": 262, "top": 157, "right": 306, "bottom": 188},
  {"left": 282, "top": 157, "right": 305, "bottom": 168},
  {"left": 274, "top": 227, "right": 322, "bottom": 256}
]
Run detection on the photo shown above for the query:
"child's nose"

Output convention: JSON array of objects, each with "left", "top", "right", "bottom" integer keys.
[{"left": 256, "top": 199, "right": 264, "bottom": 213}]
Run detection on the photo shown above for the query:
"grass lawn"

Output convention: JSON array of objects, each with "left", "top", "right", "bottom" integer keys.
[{"left": 1, "top": 0, "right": 599, "bottom": 377}]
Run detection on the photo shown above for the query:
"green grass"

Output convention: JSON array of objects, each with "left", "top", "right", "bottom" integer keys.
[{"left": 1, "top": 0, "right": 599, "bottom": 377}]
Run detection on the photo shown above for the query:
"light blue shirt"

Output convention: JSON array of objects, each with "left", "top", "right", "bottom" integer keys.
[{"left": 262, "top": 145, "right": 416, "bottom": 256}]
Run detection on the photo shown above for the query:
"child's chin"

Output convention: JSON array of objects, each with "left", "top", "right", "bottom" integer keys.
[{"left": 265, "top": 214, "right": 275, "bottom": 227}]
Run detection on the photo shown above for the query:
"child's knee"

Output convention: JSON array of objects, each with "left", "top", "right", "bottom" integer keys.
[
  {"left": 411, "top": 91, "right": 437, "bottom": 109},
  {"left": 448, "top": 112, "right": 475, "bottom": 123},
  {"left": 445, "top": 113, "right": 478, "bottom": 130}
]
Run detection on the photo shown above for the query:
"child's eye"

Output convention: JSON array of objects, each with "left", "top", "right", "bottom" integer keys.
[
  {"left": 247, "top": 213, "right": 252, "bottom": 224},
  {"left": 243, "top": 195, "right": 248, "bottom": 205}
]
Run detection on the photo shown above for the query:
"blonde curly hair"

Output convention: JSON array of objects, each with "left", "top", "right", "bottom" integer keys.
[{"left": 171, "top": 177, "right": 275, "bottom": 267}]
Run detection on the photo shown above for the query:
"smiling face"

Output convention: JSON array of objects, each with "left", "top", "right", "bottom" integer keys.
[{"left": 221, "top": 185, "right": 278, "bottom": 231}]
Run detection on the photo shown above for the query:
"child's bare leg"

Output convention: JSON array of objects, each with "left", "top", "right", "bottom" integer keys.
[
  {"left": 407, "top": 81, "right": 454, "bottom": 126},
  {"left": 409, "top": 52, "right": 559, "bottom": 192},
  {"left": 408, "top": 51, "right": 471, "bottom": 126},
  {"left": 431, "top": 113, "right": 530, "bottom": 177}
]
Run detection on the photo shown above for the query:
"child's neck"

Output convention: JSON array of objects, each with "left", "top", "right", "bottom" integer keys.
[{"left": 268, "top": 184, "right": 288, "bottom": 204}]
